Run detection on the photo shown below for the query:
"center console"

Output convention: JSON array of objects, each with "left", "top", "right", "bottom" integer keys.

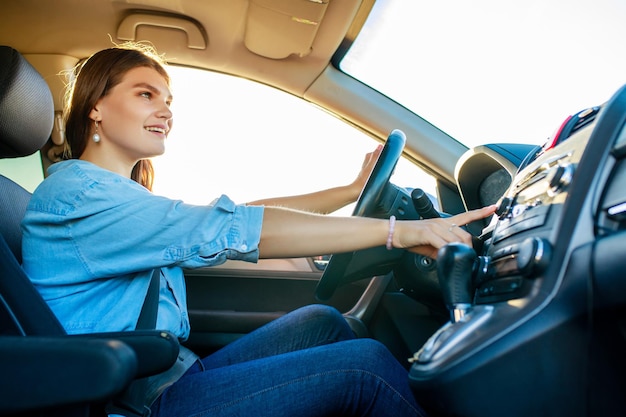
[{"left": 408, "top": 85, "right": 626, "bottom": 416}]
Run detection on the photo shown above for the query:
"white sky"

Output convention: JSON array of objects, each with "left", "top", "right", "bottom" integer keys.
[{"left": 344, "top": 0, "right": 626, "bottom": 147}]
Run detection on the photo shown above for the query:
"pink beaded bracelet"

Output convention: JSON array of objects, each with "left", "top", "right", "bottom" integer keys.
[{"left": 386, "top": 215, "right": 396, "bottom": 250}]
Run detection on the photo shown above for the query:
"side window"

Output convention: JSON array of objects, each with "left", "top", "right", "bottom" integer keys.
[
  {"left": 0, "top": 152, "right": 44, "bottom": 192},
  {"left": 152, "top": 67, "right": 436, "bottom": 217}
]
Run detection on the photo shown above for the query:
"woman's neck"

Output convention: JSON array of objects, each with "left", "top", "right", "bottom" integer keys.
[{"left": 80, "top": 145, "right": 136, "bottom": 179}]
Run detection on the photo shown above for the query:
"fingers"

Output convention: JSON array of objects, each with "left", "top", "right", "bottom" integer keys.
[
  {"left": 441, "top": 205, "right": 496, "bottom": 246},
  {"left": 353, "top": 145, "right": 384, "bottom": 190},
  {"left": 362, "top": 145, "right": 383, "bottom": 169},
  {"left": 399, "top": 218, "right": 467, "bottom": 256},
  {"left": 404, "top": 222, "right": 461, "bottom": 259},
  {"left": 445, "top": 221, "right": 471, "bottom": 243},
  {"left": 447, "top": 205, "right": 497, "bottom": 229},
  {"left": 435, "top": 221, "right": 471, "bottom": 248},
  {"left": 401, "top": 205, "right": 497, "bottom": 257}
]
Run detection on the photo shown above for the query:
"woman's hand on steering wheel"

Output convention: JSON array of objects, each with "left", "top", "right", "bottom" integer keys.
[{"left": 350, "top": 145, "right": 383, "bottom": 193}]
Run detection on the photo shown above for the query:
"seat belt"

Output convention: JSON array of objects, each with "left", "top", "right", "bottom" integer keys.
[
  {"left": 136, "top": 269, "right": 160, "bottom": 330},
  {"left": 106, "top": 269, "right": 161, "bottom": 417}
]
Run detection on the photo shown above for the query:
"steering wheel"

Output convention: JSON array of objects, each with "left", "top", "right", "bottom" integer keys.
[{"left": 315, "top": 129, "right": 406, "bottom": 301}]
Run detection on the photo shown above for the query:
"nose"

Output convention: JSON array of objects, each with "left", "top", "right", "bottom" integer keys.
[
  {"left": 157, "top": 102, "right": 173, "bottom": 121},
  {"left": 155, "top": 103, "right": 173, "bottom": 133}
]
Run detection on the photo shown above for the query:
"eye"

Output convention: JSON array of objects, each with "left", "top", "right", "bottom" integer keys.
[{"left": 139, "top": 91, "right": 152, "bottom": 99}]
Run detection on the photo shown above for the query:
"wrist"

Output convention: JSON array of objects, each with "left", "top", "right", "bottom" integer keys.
[
  {"left": 386, "top": 215, "right": 396, "bottom": 250},
  {"left": 347, "top": 180, "right": 364, "bottom": 200}
]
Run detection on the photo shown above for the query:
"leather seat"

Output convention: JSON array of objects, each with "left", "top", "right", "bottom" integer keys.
[{"left": 0, "top": 45, "right": 179, "bottom": 417}]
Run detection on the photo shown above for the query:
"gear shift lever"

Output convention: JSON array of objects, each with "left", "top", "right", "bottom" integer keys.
[
  {"left": 438, "top": 242, "right": 477, "bottom": 322},
  {"left": 410, "top": 243, "right": 491, "bottom": 364}
]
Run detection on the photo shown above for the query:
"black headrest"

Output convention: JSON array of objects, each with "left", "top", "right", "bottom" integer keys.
[{"left": 0, "top": 46, "right": 54, "bottom": 158}]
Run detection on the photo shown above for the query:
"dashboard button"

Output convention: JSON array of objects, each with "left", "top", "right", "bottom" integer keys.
[{"left": 496, "top": 196, "right": 513, "bottom": 218}]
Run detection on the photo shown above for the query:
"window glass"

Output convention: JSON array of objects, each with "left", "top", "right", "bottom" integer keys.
[
  {"left": 152, "top": 66, "right": 435, "bottom": 216},
  {"left": 340, "top": 0, "right": 626, "bottom": 148},
  {"left": 0, "top": 152, "right": 44, "bottom": 192}
]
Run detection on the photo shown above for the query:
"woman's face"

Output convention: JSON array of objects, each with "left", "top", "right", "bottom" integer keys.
[{"left": 89, "top": 66, "right": 173, "bottom": 163}]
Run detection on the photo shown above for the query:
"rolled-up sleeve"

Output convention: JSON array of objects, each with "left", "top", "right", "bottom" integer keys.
[
  {"left": 163, "top": 194, "right": 264, "bottom": 267},
  {"left": 76, "top": 189, "right": 265, "bottom": 275}
]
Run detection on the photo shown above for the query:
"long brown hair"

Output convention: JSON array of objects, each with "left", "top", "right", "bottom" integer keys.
[{"left": 63, "top": 43, "right": 170, "bottom": 190}]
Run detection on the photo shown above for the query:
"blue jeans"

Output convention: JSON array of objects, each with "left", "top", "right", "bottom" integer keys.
[{"left": 151, "top": 304, "right": 425, "bottom": 416}]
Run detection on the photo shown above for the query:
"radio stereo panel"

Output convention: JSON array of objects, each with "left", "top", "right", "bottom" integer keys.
[{"left": 474, "top": 121, "right": 595, "bottom": 304}]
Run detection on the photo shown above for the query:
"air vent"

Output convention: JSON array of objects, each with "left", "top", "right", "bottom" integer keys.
[{"left": 543, "top": 106, "right": 600, "bottom": 152}]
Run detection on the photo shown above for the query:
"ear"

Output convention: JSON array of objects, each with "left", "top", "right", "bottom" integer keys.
[{"left": 89, "top": 104, "right": 101, "bottom": 122}]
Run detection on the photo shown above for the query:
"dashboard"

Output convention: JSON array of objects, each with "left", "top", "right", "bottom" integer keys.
[{"left": 407, "top": 84, "right": 626, "bottom": 417}]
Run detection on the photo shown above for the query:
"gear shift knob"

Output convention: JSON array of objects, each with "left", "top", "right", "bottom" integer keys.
[{"left": 437, "top": 242, "right": 477, "bottom": 322}]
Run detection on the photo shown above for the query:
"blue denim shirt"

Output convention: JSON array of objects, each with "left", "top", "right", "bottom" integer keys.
[{"left": 21, "top": 160, "right": 264, "bottom": 340}]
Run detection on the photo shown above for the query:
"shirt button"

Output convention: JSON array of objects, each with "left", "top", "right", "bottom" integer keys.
[{"left": 240, "top": 244, "right": 248, "bottom": 251}]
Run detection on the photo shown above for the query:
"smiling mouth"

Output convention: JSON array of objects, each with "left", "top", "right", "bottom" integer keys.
[{"left": 145, "top": 126, "right": 167, "bottom": 135}]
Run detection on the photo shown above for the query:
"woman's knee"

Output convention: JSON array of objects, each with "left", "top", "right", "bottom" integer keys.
[
  {"left": 296, "top": 304, "right": 343, "bottom": 322},
  {"left": 290, "top": 304, "right": 354, "bottom": 342},
  {"left": 298, "top": 304, "right": 350, "bottom": 328}
]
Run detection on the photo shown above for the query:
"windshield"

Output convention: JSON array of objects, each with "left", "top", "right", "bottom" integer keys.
[{"left": 340, "top": 0, "right": 626, "bottom": 148}]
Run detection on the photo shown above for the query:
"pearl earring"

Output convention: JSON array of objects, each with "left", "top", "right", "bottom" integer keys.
[{"left": 92, "top": 120, "right": 101, "bottom": 143}]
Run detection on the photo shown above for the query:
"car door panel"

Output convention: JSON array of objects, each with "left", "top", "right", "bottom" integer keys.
[{"left": 184, "top": 258, "right": 369, "bottom": 355}]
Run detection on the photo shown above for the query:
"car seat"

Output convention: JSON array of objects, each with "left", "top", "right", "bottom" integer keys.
[{"left": 0, "top": 45, "right": 179, "bottom": 417}]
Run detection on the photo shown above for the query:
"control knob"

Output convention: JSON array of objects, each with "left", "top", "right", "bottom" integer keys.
[{"left": 516, "top": 237, "right": 551, "bottom": 277}]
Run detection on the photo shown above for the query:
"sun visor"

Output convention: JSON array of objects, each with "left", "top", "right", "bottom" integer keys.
[{"left": 245, "top": 0, "right": 330, "bottom": 59}]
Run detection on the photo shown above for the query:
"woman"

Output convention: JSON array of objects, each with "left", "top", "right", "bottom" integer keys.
[{"left": 21, "top": 44, "right": 495, "bottom": 416}]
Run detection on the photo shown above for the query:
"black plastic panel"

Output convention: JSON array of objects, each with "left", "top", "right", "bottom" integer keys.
[{"left": 409, "top": 84, "right": 626, "bottom": 417}]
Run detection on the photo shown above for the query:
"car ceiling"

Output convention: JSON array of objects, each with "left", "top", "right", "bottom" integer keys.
[
  {"left": 1, "top": 0, "right": 367, "bottom": 97},
  {"left": 0, "top": 0, "right": 466, "bottom": 184}
]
